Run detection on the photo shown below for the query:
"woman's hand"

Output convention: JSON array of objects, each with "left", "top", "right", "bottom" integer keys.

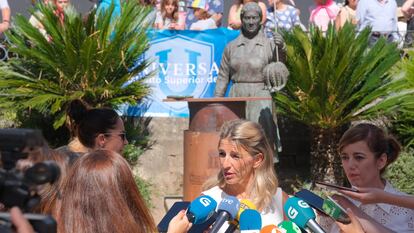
[
  {"left": 335, "top": 209, "right": 365, "bottom": 233},
  {"left": 10, "top": 207, "right": 35, "bottom": 233},
  {"left": 338, "top": 187, "right": 386, "bottom": 205},
  {"left": 167, "top": 210, "right": 192, "bottom": 233},
  {"left": 331, "top": 194, "right": 361, "bottom": 215}
]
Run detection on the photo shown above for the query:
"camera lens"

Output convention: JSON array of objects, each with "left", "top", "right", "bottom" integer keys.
[{"left": 25, "top": 161, "right": 60, "bottom": 185}]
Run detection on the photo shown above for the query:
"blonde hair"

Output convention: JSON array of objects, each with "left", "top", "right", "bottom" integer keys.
[{"left": 203, "top": 120, "right": 278, "bottom": 210}]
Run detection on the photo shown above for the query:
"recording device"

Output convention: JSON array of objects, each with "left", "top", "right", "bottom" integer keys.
[
  {"left": 225, "top": 199, "right": 257, "bottom": 233},
  {"left": 0, "top": 128, "right": 60, "bottom": 233},
  {"left": 209, "top": 196, "right": 240, "bottom": 233},
  {"left": 283, "top": 196, "right": 326, "bottom": 233},
  {"left": 295, "top": 189, "right": 350, "bottom": 224},
  {"left": 277, "top": 221, "right": 302, "bottom": 233},
  {"left": 314, "top": 181, "right": 359, "bottom": 193},
  {"left": 239, "top": 209, "right": 261, "bottom": 232},
  {"left": 157, "top": 196, "right": 217, "bottom": 233}
]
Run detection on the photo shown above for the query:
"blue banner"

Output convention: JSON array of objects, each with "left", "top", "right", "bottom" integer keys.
[{"left": 122, "top": 28, "right": 239, "bottom": 117}]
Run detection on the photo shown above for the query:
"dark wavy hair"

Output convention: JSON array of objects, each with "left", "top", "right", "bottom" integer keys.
[
  {"left": 339, "top": 123, "right": 401, "bottom": 174},
  {"left": 66, "top": 100, "right": 119, "bottom": 148}
]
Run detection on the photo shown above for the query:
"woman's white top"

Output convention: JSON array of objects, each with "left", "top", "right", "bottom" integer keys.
[
  {"left": 0, "top": 0, "right": 9, "bottom": 9},
  {"left": 320, "top": 180, "right": 414, "bottom": 233},
  {"left": 202, "top": 186, "right": 285, "bottom": 233}
]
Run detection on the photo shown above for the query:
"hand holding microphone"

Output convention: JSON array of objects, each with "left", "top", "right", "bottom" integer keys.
[
  {"left": 167, "top": 210, "right": 192, "bottom": 233},
  {"left": 283, "top": 197, "right": 326, "bottom": 233}
]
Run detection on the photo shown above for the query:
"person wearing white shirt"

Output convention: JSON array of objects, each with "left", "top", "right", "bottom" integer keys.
[
  {"left": 0, "top": 0, "right": 10, "bottom": 33},
  {"left": 319, "top": 123, "right": 414, "bottom": 233},
  {"left": 201, "top": 120, "right": 289, "bottom": 233}
]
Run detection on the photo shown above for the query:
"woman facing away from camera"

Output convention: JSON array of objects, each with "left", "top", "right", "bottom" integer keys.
[
  {"left": 202, "top": 119, "right": 289, "bottom": 233},
  {"left": 57, "top": 99, "right": 128, "bottom": 158},
  {"left": 53, "top": 149, "right": 156, "bottom": 233},
  {"left": 14, "top": 135, "right": 70, "bottom": 216},
  {"left": 55, "top": 149, "right": 192, "bottom": 233},
  {"left": 320, "top": 123, "right": 414, "bottom": 233}
]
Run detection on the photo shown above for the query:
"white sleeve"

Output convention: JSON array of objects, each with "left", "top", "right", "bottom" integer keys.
[
  {"left": 207, "top": 18, "right": 217, "bottom": 29},
  {"left": 0, "top": 0, "right": 9, "bottom": 9}
]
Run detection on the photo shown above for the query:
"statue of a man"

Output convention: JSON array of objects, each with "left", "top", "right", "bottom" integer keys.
[{"left": 214, "top": 2, "right": 289, "bottom": 162}]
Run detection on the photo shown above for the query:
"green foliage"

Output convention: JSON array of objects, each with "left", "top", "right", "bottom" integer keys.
[
  {"left": 0, "top": 2, "right": 153, "bottom": 129},
  {"left": 123, "top": 144, "right": 144, "bottom": 165},
  {"left": 134, "top": 174, "right": 153, "bottom": 208},
  {"left": 277, "top": 23, "right": 413, "bottom": 182},
  {"left": 277, "top": 23, "right": 409, "bottom": 129},
  {"left": 388, "top": 51, "right": 414, "bottom": 149},
  {"left": 122, "top": 117, "right": 152, "bottom": 164},
  {"left": 385, "top": 150, "right": 414, "bottom": 194}
]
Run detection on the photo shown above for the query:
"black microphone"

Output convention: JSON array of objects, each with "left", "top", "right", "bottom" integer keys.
[{"left": 209, "top": 196, "right": 240, "bottom": 233}]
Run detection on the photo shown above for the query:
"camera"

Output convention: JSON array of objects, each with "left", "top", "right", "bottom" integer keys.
[{"left": 0, "top": 129, "right": 59, "bottom": 233}]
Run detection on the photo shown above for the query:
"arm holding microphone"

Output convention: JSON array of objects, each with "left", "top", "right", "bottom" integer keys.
[
  {"left": 332, "top": 195, "right": 395, "bottom": 233},
  {"left": 339, "top": 187, "right": 414, "bottom": 209},
  {"left": 167, "top": 210, "right": 192, "bottom": 233}
]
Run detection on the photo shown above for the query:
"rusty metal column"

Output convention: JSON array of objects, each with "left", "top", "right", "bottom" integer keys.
[{"left": 183, "top": 99, "right": 245, "bottom": 201}]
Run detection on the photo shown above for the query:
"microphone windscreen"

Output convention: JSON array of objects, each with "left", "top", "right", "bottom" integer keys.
[
  {"left": 217, "top": 196, "right": 240, "bottom": 220},
  {"left": 236, "top": 199, "right": 257, "bottom": 220},
  {"left": 239, "top": 209, "right": 262, "bottom": 231},
  {"left": 260, "top": 224, "right": 284, "bottom": 233},
  {"left": 283, "top": 197, "right": 316, "bottom": 229},
  {"left": 277, "top": 221, "right": 302, "bottom": 233},
  {"left": 187, "top": 195, "right": 217, "bottom": 224}
]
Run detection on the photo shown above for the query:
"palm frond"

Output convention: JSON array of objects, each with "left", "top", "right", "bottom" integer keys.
[{"left": 0, "top": 1, "right": 152, "bottom": 128}]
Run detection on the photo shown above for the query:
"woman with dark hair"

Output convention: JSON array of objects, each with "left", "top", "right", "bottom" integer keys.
[
  {"left": 58, "top": 99, "right": 128, "bottom": 157},
  {"left": 55, "top": 149, "right": 157, "bottom": 233},
  {"left": 321, "top": 123, "right": 414, "bottom": 233}
]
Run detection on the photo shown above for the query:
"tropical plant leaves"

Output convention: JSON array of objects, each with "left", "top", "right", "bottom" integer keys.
[
  {"left": 276, "top": 23, "right": 410, "bottom": 129},
  {"left": 0, "top": 1, "right": 153, "bottom": 128}
]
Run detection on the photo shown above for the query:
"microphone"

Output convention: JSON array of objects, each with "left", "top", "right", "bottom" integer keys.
[
  {"left": 260, "top": 225, "right": 282, "bottom": 233},
  {"left": 186, "top": 195, "right": 217, "bottom": 224},
  {"left": 283, "top": 197, "right": 326, "bottom": 233},
  {"left": 239, "top": 209, "right": 262, "bottom": 232},
  {"left": 225, "top": 199, "right": 257, "bottom": 233},
  {"left": 277, "top": 221, "right": 302, "bottom": 233},
  {"left": 209, "top": 196, "right": 240, "bottom": 233}
]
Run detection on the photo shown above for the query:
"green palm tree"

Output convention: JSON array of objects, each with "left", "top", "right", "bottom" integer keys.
[
  {"left": 276, "top": 23, "right": 413, "bottom": 183},
  {"left": 0, "top": 1, "right": 152, "bottom": 129},
  {"left": 388, "top": 51, "right": 414, "bottom": 149}
]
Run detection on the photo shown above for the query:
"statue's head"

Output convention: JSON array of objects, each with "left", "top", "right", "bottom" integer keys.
[{"left": 241, "top": 2, "right": 262, "bottom": 38}]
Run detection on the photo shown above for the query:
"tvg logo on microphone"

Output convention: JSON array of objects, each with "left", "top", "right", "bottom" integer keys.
[
  {"left": 287, "top": 207, "right": 298, "bottom": 219},
  {"left": 298, "top": 200, "right": 310, "bottom": 208},
  {"left": 199, "top": 197, "right": 212, "bottom": 207}
]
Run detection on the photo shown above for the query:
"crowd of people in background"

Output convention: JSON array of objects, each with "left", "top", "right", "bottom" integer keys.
[
  {"left": 1, "top": 0, "right": 414, "bottom": 233},
  {"left": 2, "top": 0, "right": 414, "bottom": 47}
]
